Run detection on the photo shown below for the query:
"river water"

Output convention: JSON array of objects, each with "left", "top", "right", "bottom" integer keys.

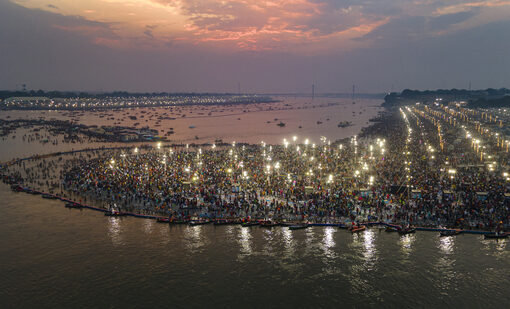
[
  {"left": 1, "top": 185, "right": 509, "bottom": 308},
  {"left": 1, "top": 97, "right": 509, "bottom": 308},
  {"left": 0, "top": 97, "right": 381, "bottom": 161}
]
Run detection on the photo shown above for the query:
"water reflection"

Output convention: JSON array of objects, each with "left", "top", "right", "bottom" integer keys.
[
  {"left": 225, "top": 225, "right": 234, "bottom": 235},
  {"left": 322, "top": 228, "right": 335, "bottom": 252},
  {"left": 399, "top": 234, "right": 416, "bottom": 256},
  {"left": 237, "top": 226, "right": 252, "bottom": 257},
  {"left": 481, "top": 237, "right": 508, "bottom": 258},
  {"left": 224, "top": 225, "right": 235, "bottom": 242},
  {"left": 262, "top": 229, "right": 275, "bottom": 257},
  {"left": 362, "top": 229, "right": 377, "bottom": 270},
  {"left": 305, "top": 227, "right": 315, "bottom": 246},
  {"left": 438, "top": 236, "right": 454, "bottom": 255},
  {"left": 184, "top": 225, "right": 205, "bottom": 252},
  {"left": 495, "top": 240, "right": 507, "bottom": 253},
  {"left": 158, "top": 223, "right": 170, "bottom": 245},
  {"left": 282, "top": 228, "right": 295, "bottom": 256},
  {"left": 320, "top": 227, "right": 337, "bottom": 274},
  {"left": 346, "top": 230, "right": 380, "bottom": 299},
  {"left": 435, "top": 236, "right": 456, "bottom": 293},
  {"left": 142, "top": 220, "right": 154, "bottom": 235},
  {"left": 107, "top": 217, "right": 122, "bottom": 246}
]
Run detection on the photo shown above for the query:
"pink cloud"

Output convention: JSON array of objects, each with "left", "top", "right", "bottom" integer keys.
[{"left": 15, "top": 0, "right": 509, "bottom": 52}]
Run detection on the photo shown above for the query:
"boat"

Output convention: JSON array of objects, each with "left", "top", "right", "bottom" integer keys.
[
  {"left": 279, "top": 221, "right": 296, "bottom": 227},
  {"left": 189, "top": 220, "right": 211, "bottom": 226},
  {"left": 241, "top": 221, "right": 259, "bottom": 227},
  {"left": 398, "top": 228, "right": 416, "bottom": 235},
  {"left": 65, "top": 202, "right": 83, "bottom": 209},
  {"left": 156, "top": 217, "right": 170, "bottom": 223},
  {"left": 10, "top": 184, "right": 24, "bottom": 192},
  {"left": 484, "top": 232, "right": 508, "bottom": 239},
  {"left": 213, "top": 219, "right": 235, "bottom": 225},
  {"left": 105, "top": 211, "right": 125, "bottom": 217},
  {"left": 439, "top": 230, "right": 461, "bottom": 237},
  {"left": 168, "top": 220, "right": 189, "bottom": 224},
  {"left": 288, "top": 223, "right": 309, "bottom": 230},
  {"left": 259, "top": 220, "right": 279, "bottom": 228},
  {"left": 350, "top": 226, "right": 366, "bottom": 233},
  {"left": 385, "top": 226, "right": 399, "bottom": 232},
  {"left": 337, "top": 121, "right": 352, "bottom": 128},
  {"left": 276, "top": 122, "right": 285, "bottom": 127},
  {"left": 42, "top": 194, "right": 58, "bottom": 199}
]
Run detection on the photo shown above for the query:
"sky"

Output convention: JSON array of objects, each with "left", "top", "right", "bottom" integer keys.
[{"left": 1, "top": 0, "right": 510, "bottom": 93}]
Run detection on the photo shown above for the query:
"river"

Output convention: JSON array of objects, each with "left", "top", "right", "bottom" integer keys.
[{"left": 1, "top": 185, "right": 509, "bottom": 308}]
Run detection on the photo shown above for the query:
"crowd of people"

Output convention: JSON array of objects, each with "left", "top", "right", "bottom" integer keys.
[{"left": 2, "top": 106, "right": 510, "bottom": 231}]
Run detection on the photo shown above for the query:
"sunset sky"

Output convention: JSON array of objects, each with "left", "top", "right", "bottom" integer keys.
[{"left": 1, "top": 0, "right": 510, "bottom": 93}]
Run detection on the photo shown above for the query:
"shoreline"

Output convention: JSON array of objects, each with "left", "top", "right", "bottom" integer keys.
[{"left": 2, "top": 183, "right": 504, "bottom": 236}]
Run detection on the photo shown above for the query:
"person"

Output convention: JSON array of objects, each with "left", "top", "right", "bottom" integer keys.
[{"left": 495, "top": 221, "right": 503, "bottom": 235}]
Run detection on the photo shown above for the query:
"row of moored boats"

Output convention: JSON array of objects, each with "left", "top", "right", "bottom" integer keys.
[{"left": 9, "top": 184, "right": 510, "bottom": 239}]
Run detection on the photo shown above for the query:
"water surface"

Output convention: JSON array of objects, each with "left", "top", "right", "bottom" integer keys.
[{"left": 1, "top": 185, "right": 508, "bottom": 308}]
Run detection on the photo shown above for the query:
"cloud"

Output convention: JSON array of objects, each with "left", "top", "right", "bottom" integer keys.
[
  {"left": 6, "top": 0, "right": 510, "bottom": 54},
  {"left": 143, "top": 25, "right": 155, "bottom": 38},
  {"left": 1, "top": 0, "right": 510, "bottom": 93},
  {"left": 356, "top": 10, "right": 479, "bottom": 44}
]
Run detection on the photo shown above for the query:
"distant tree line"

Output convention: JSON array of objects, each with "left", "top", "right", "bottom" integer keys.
[
  {"left": 383, "top": 88, "right": 510, "bottom": 107},
  {"left": 0, "top": 90, "right": 255, "bottom": 100}
]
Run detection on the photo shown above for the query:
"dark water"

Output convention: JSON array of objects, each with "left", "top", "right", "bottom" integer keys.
[{"left": 1, "top": 185, "right": 509, "bottom": 308}]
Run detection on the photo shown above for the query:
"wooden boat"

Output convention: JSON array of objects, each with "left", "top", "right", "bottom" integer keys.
[
  {"left": 398, "top": 228, "right": 416, "bottom": 235},
  {"left": 214, "top": 219, "right": 235, "bottom": 225},
  {"left": 65, "top": 202, "right": 83, "bottom": 209},
  {"left": 42, "top": 194, "right": 58, "bottom": 199},
  {"left": 10, "top": 184, "right": 24, "bottom": 192},
  {"left": 340, "top": 121, "right": 351, "bottom": 127},
  {"left": 189, "top": 220, "right": 211, "bottom": 226},
  {"left": 439, "top": 230, "right": 461, "bottom": 237},
  {"left": 168, "top": 220, "right": 189, "bottom": 224},
  {"left": 484, "top": 232, "right": 508, "bottom": 239},
  {"left": 350, "top": 226, "right": 366, "bottom": 233},
  {"left": 385, "top": 226, "right": 399, "bottom": 232},
  {"left": 259, "top": 220, "right": 279, "bottom": 228},
  {"left": 105, "top": 211, "right": 125, "bottom": 217},
  {"left": 288, "top": 223, "right": 309, "bottom": 230},
  {"left": 241, "top": 221, "right": 259, "bottom": 227},
  {"left": 280, "top": 221, "right": 298, "bottom": 227}
]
